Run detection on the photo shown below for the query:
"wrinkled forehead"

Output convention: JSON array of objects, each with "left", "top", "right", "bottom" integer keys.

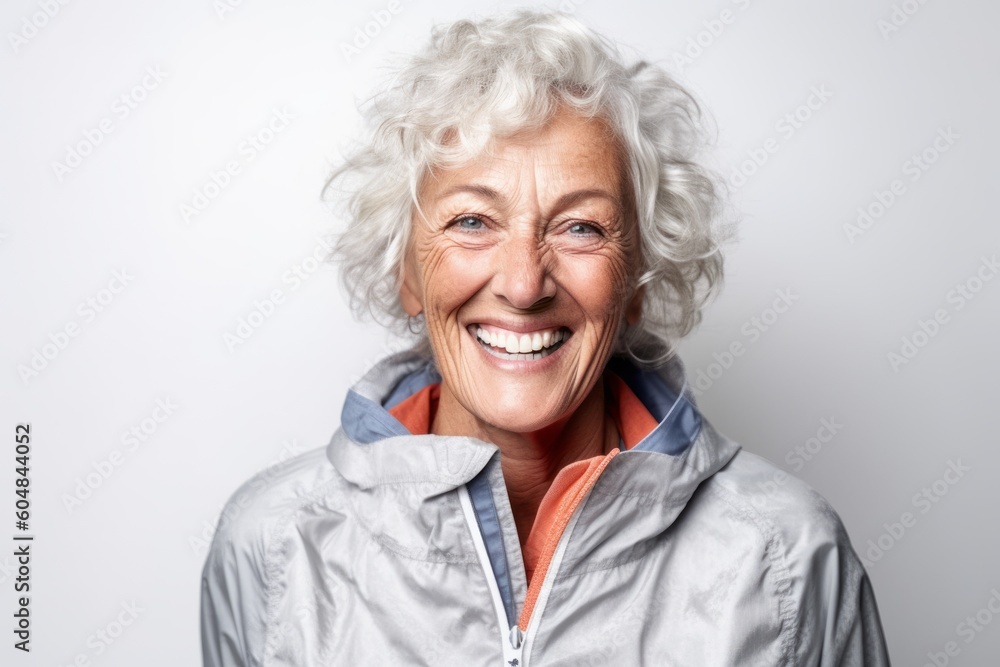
[{"left": 417, "top": 108, "right": 632, "bottom": 211}]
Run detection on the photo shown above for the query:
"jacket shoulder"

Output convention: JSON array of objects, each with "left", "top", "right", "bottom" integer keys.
[
  {"left": 208, "top": 444, "right": 339, "bottom": 561},
  {"left": 201, "top": 445, "right": 341, "bottom": 666},
  {"left": 701, "top": 449, "right": 890, "bottom": 665},
  {"left": 707, "top": 448, "right": 851, "bottom": 549}
]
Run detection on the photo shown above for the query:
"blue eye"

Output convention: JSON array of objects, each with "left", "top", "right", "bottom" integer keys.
[
  {"left": 455, "top": 216, "right": 485, "bottom": 231},
  {"left": 568, "top": 222, "right": 599, "bottom": 235}
]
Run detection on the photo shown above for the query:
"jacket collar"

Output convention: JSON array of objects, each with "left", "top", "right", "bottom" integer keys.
[{"left": 327, "top": 348, "right": 739, "bottom": 503}]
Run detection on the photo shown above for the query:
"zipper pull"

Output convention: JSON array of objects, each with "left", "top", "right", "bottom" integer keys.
[{"left": 505, "top": 625, "right": 524, "bottom": 666}]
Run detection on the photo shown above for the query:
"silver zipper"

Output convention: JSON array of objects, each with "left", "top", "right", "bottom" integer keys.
[
  {"left": 517, "top": 505, "right": 584, "bottom": 665},
  {"left": 458, "top": 485, "right": 525, "bottom": 666},
  {"left": 458, "top": 482, "right": 587, "bottom": 666}
]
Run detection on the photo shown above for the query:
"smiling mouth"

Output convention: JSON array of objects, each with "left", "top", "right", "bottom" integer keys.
[{"left": 467, "top": 324, "right": 571, "bottom": 361}]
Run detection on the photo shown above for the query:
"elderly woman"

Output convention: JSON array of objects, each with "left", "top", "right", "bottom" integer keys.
[{"left": 201, "top": 10, "right": 889, "bottom": 666}]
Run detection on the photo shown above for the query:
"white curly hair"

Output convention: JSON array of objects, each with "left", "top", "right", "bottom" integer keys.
[{"left": 324, "top": 9, "right": 729, "bottom": 367}]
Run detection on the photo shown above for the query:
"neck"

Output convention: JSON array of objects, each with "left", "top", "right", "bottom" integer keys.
[{"left": 431, "top": 376, "right": 618, "bottom": 550}]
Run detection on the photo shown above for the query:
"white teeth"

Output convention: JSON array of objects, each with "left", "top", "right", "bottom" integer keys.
[{"left": 472, "top": 324, "right": 569, "bottom": 359}]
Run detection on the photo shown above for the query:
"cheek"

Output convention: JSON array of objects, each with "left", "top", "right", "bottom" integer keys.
[
  {"left": 558, "top": 252, "right": 635, "bottom": 321},
  {"left": 417, "top": 243, "right": 491, "bottom": 316}
]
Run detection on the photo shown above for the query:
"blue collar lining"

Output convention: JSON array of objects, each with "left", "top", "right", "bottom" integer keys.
[{"left": 343, "top": 356, "right": 701, "bottom": 457}]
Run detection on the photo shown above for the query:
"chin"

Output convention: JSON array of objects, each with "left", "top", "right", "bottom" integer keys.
[{"left": 472, "top": 397, "right": 566, "bottom": 435}]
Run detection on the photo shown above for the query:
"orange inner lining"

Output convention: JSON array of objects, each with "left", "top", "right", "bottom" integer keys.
[{"left": 388, "top": 373, "right": 658, "bottom": 630}]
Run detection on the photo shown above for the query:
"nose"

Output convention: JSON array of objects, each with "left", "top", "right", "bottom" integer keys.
[{"left": 490, "top": 229, "right": 556, "bottom": 311}]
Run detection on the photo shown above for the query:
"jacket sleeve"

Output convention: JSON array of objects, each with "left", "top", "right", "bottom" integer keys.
[
  {"left": 791, "top": 514, "right": 892, "bottom": 666},
  {"left": 200, "top": 493, "right": 272, "bottom": 667},
  {"left": 828, "top": 567, "right": 892, "bottom": 666}
]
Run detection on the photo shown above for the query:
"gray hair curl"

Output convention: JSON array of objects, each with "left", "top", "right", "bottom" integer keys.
[{"left": 324, "top": 9, "right": 729, "bottom": 367}]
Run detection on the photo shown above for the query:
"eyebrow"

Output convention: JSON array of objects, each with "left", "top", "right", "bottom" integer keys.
[{"left": 436, "top": 183, "right": 622, "bottom": 214}]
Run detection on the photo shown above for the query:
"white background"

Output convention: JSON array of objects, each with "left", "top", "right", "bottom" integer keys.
[{"left": 1, "top": 0, "right": 998, "bottom": 665}]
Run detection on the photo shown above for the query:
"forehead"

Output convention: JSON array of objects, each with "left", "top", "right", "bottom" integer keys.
[{"left": 421, "top": 109, "right": 627, "bottom": 203}]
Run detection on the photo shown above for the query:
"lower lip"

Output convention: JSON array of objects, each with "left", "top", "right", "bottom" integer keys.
[{"left": 468, "top": 327, "right": 570, "bottom": 371}]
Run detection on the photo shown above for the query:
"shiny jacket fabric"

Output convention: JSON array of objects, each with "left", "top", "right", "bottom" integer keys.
[{"left": 201, "top": 350, "right": 891, "bottom": 666}]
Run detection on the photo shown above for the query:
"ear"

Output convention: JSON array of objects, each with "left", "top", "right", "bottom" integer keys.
[
  {"left": 399, "top": 253, "right": 423, "bottom": 317},
  {"left": 625, "top": 285, "right": 644, "bottom": 325}
]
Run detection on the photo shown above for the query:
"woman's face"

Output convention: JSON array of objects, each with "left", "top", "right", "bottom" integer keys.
[{"left": 400, "top": 107, "right": 642, "bottom": 433}]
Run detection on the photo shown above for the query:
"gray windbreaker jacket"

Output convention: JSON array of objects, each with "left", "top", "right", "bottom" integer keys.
[{"left": 200, "top": 350, "right": 891, "bottom": 666}]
